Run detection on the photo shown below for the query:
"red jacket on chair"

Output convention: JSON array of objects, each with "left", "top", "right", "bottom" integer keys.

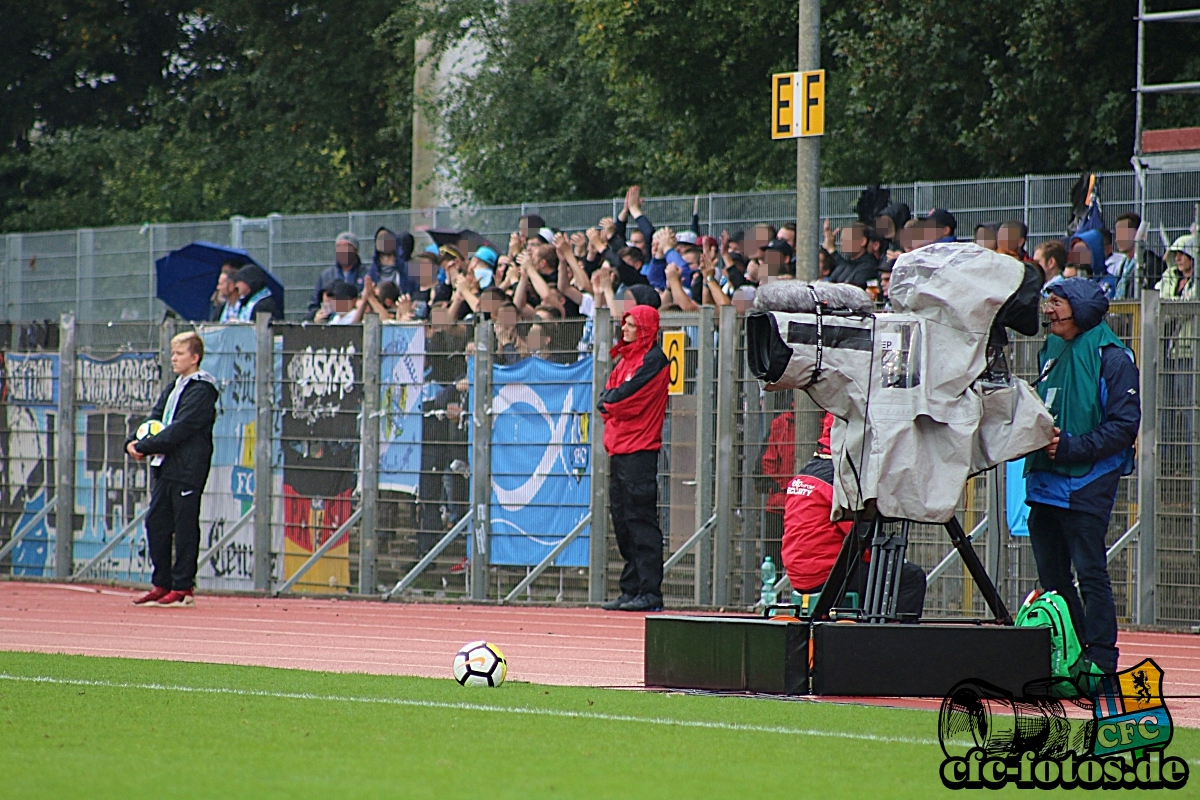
[{"left": 598, "top": 305, "right": 670, "bottom": 456}]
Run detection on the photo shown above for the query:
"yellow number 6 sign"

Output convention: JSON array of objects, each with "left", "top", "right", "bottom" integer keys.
[{"left": 662, "top": 331, "right": 685, "bottom": 395}]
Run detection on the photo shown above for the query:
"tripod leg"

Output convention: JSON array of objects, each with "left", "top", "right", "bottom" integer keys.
[
  {"left": 945, "top": 516, "right": 1013, "bottom": 625},
  {"left": 886, "top": 521, "right": 910, "bottom": 620},
  {"left": 809, "top": 519, "right": 869, "bottom": 621},
  {"left": 871, "top": 530, "right": 899, "bottom": 623},
  {"left": 862, "top": 517, "right": 886, "bottom": 619}
]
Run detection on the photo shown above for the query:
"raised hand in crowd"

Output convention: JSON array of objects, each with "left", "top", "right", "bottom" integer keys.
[
  {"left": 664, "top": 262, "right": 699, "bottom": 311},
  {"left": 657, "top": 226, "right": 678, "bottom": 253},
  {"left": 509, "top": 230, "right": 524, "bottom": 259},
  {"left": 393, "top": 293, "right": 414, "bottom": 322},
  {"left": 822, "top": 218, "right": 839, "bottom": 252},
  {"left": 361, "top": 276, "right": 390, "bottom": 321},
  {"left": 570, "top": 231, "right": 588, "bottom": 258},
  {"left": 599, "top": 217, "right": 617, "bottom": 242},
  {"left": 627, "top": 185, "right": 642, "bottom": 218},
  {"left": 586, "top": 225, "right": 608, "bottom": 254}
]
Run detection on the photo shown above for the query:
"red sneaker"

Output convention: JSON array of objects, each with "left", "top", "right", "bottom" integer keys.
[
  {"left": 133, "top": 586, "right": 170, "bottom": 606},
  {"left": 153, "top": 589, "right": 195, "bottom": 607},
  {"left": 449, "top": 556, "right": 468, "bottom": 575}
]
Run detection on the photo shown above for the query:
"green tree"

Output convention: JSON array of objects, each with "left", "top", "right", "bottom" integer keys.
[
  {"left": 422, "top": 0, "right": 1200, "bottom": 200},
  {"left": 1, "top": 0, "right": 414, "bottom": 232},
  {"left": 402, "top": 0, "right": 620, "bottom": 204}
]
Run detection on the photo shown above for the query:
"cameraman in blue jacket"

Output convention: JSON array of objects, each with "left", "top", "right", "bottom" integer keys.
[{"left": 1025, "top": 278, "right": 1140, "bottom": 673}]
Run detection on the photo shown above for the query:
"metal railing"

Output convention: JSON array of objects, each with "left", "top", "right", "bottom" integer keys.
[
  {"left": 1, "top": 289, "right": 1197, "bottom": 627},
  {"left": 8, "top": 168, "right": 1200, "bottom": 324}
]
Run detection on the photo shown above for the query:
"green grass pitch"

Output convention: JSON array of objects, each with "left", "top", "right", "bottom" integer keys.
[{"left": 0, "top": 651, "right": 1195, "bottom": 799}]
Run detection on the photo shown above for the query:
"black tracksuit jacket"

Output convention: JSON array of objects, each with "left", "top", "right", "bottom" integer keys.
[{"left": 126, "top": 375, "right": 219, "bottom": 490}]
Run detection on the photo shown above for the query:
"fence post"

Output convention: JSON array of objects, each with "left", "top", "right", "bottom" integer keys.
[
  {"left": 589, "top": 307, "right": 612, "bottom": 602},
  {"left": 694, "top": 306, "right": 715, "bottom": 605},
  {"left": 358, "top": 315, "right": 381, "bottom": 594},
  {"left": 160, "top": 318, "right": 176, "bottom": 383},
  {"left": 713, "top": 305, "right": 737, "bottom": 606},
  {"left": 230, "top": 216, "right": 246, "bottom": 250},
  {"left": 253, "top": 312, "right": 273, "bottom": 591},
  {"left": 1137, "top": 288, "right": 1159, "bottom": 625},
  {"left": 470, "top": 320, "right": 493, "bottom": 600},
  {"left": 55, "top": 313, "right": 76, "bottom": 578}
]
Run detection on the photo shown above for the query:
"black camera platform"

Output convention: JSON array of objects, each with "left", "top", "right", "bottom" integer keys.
[{"left": 643, "top": 510, "right": 1051, "bottom": 697}]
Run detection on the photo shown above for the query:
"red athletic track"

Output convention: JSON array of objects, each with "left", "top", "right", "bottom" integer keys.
[{"left": 1, "top": 581, "right": 1198, "bottom": 727}]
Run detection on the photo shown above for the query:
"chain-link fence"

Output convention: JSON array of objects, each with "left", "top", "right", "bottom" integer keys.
[
  {"left": 1, "top": 288, "right": 1198, "bottom": 627},
  {"left": 7, "top": 169, "right": 1200, "bottom": 325}
]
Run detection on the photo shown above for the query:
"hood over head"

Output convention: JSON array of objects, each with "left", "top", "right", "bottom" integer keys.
[
  {"left": 612, "top": 304, "right": 660, "bottom": 361},
  {"left": 1167, "top": 233, "right": 1200, "bottom": 265},
  {"left": 1068, "top": 229, "right": 1108, "bottom": 277},
  {"left": 234, "top": 265, "right": 268, "bottom": 295},
  {"left": 617, "top": 283, "right": 661, "bottom": 309},
  {"left": 818, "top": 412, "right": 834, "bottom": 455},
  {"left": 1047, "top": 277, "right": 1109, "bottom": 333}
]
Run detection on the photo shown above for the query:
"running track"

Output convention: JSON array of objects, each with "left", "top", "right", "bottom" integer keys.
[{"left": 1, "top": 581, "right": 1197, "bottom": 727}]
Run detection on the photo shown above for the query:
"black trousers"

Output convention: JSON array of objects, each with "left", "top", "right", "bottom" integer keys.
[
  {"left": 609, "top": 450, "right": 663, "bottom": 599},
  {"left": 146, "top": 477, "right": 203, "bottom": 591},
  {"left": 1028, "top": 503, "right": 1119, "bottom": 672}
]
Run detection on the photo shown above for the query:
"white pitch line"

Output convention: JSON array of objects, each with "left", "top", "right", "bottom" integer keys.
[{"left": 0, "top": 673, "right": 944, "bottom": 747}]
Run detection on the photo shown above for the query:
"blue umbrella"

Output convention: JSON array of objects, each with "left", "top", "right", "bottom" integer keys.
[{"left": 155, "top": 242, "right": 284, "bottom": 321}]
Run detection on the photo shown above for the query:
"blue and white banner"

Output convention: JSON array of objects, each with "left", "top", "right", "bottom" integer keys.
[
  {"left": 489, "top": 356, "right": 592, "bottom": 567},
  {"left": 380, "top": 324, "right": 425, "bottom": 495},
  {"left": 3, "top": 353, "right": 59, "bottom": 406},
  {"left": 195, "top": 324, "right": 260, "bottom": 589}
]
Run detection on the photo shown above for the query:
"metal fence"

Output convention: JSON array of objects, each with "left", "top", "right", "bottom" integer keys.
[
  {"left": 7, "top": 169, "right": 1200, "bottom": 324},
  {"left": 1, "top": 291, "right": 1195, "bottom": 629}
]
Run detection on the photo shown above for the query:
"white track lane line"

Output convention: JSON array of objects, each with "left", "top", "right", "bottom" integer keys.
[{"left": 0, "top": 672, "right": 945, "bottom": 747}]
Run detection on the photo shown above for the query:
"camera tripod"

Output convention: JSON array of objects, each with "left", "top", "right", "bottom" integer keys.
[{"left": 811, "top": 504, "right": 1013, "bottom": 626}]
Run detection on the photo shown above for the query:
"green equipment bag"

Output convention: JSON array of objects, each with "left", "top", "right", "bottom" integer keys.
[{"left": 1015, "top": 590, "right": 1106, "bottom": 696}]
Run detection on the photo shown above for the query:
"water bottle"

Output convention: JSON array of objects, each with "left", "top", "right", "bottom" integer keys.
[{"left": 760, "top": 556, "right": 777, "bottom": 607}]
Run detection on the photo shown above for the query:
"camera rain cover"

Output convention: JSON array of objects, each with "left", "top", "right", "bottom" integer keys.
[{"left": 746, "top": 243, "right": 1054, "bottom": 523}]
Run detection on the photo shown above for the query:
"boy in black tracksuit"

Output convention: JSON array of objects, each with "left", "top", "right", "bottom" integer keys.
[{"left": 126, "top": 332, "right": 219, "bottom": 607}]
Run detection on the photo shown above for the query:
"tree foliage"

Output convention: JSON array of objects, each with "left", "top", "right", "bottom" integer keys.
[
  {"left": 425, "top": 0, "right": 1200, "bottom": 202},
  {"left": 4, "top": 0, "right": 1200, "bottom": 228},
  {"left": 1, "top": 0, "right": 412, "bottom": 232}
]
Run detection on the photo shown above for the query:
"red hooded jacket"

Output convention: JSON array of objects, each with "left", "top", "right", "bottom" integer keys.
[
  {"left": 598, "top": 305, "right": 670, "bottom": 455},
  {"left": 759, "top": 412, "right": 795, "bottom": 512},
  {"left": 781, "top": 414, "right": 861, "bottom": 592}
]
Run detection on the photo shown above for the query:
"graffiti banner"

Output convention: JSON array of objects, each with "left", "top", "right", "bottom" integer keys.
[
  {"left": 0, "top": 353, "right": 60, "bottom": 575},
  {"left": 194, "top": 325, "right": 259, "bottom": 590},
  {"left": 281, "top": 325, "right": 361, "bottom": 593},
  {"left": 380, "top": 324, "right": 424, "bottom": 495},
  {"left": 489, "top": 356, "right": 592, "bottom": 567},
  {"left": 74, "top": 353, "right": 161, "bottom": 582}
]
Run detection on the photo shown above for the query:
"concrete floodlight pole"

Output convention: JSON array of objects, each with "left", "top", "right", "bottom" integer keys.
[
  {"left": 411, "top": 22, "right": 440, "bottom": 210},
  {"left": 795, "top": 0, "right": 821, "bottom": 284},
  {"left": 793, "top": 0, "right": 825, "bottom": 465}
]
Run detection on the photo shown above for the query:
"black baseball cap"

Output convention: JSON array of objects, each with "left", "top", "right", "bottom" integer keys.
[{"left": 922, "top": 208, "right": 957, "bottom": 234}]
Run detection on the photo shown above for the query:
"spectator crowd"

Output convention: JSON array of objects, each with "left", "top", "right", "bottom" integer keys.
[{"left": 206, "top": 183, "right": 1181, "bottom": 361}]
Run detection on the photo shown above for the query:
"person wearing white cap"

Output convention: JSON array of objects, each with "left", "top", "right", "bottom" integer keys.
[
  {"left": 1157, "top": 233, "right": 1200, "bottom": 300},
  {"left": 307, "top": 231, "right": 369, "bottom": 319}
]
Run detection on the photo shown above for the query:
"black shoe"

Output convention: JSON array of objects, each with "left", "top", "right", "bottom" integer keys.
[
  {"left": 618, "top": 594, "right": 664, "bottom": 612},
  {"left": 601, "top": 593, "right": 636, "bottom": 611}
]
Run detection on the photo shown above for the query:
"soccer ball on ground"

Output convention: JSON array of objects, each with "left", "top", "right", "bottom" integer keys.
[
  {"left": 136, "top": 420, "right": 165, "bottom": 440},
  {"left": 453, "top": 641, "right": 507, "bottom": 687}
]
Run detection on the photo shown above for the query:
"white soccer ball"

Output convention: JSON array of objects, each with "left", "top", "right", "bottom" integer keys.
[
  {"left": 136, "top": 420, "right": 165, "bottom": 440},
  {"left": 452, "top": 641, "right": 507, "bottom": 687}
]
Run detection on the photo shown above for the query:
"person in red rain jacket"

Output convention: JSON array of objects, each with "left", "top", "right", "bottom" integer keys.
[
  {"left": 597, "top": 304, "right": 670, "bottom": 611},
  {"left": 782, "top": 413, "right": 926, "bottom": 618},
  {"left": 758, "top": 401, "right": 794, "bottom": 566}
]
